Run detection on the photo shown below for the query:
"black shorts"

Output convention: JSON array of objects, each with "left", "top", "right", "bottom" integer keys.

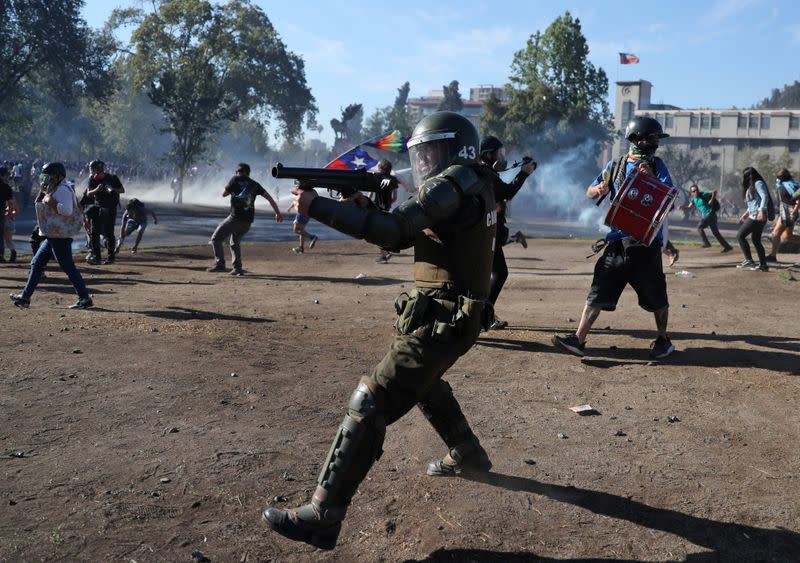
[{"left": 586, "top": 241, "right": 668, "bottom": 312}]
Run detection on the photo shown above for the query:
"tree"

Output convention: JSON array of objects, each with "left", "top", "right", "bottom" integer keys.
[
  {"left": 503, "top": 11, "right": 610, "bottom": 157},
  {"left": 387, "top": 81, "right": 413, "bottom": 136},
  {"left": 479, "top": 91, "right": 507, "bottom": 141},
  {"left": 659, "top": 145, "right": 719, "bottom": 191},
  {"left": 757, "top": 81, "right": 800, "bottom": 109},
  {"left": 127, "top": 0, "right": 317, "bottom": 202},
  {"left": 0, "top": 0, "right": 114, "bottom": 125},
  {"left": 437, "top": 80, "right": 463, "bottom": 112}
]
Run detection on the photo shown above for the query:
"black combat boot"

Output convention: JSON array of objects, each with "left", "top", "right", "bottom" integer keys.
[{"left": 263, "top": 381, "right": 385, "bottom": 550}]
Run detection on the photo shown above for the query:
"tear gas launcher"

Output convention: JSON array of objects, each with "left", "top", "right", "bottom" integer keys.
[{"left": 271, "top": 163, "right": 385, "bottom": 198}]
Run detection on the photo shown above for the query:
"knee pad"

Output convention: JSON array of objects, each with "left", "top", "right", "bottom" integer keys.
[{"left": 314, "top": 382, "right": 386, "bottom": 509}]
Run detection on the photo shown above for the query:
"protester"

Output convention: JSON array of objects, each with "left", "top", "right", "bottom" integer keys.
[
  {"left": 735, "top": 167, "right": 770, "bottom": 272},
  {"left": 766, "top": 168, "right": 800, "bottom": 262},
  {"left": 10, "top": 163, "right": 92, "bottom": 309}
]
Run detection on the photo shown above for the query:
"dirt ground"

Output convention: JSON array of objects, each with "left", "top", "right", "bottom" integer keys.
[{"left": 1, "top": 238, "right": 799, "bottom": 563}]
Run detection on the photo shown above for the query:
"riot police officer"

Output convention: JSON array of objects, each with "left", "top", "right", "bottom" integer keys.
[
  {"left": 263, "top": 112, "right": 496, "bottom": 550},
  {"left": 479, "top": 136, "right": 536, "bottom": 329},
  {"left": 82, "top": 160, "right": 124, "bottom": 264}
]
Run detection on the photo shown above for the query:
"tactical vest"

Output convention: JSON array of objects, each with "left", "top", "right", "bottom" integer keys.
[{"left": 413, "top": 165, "right": 496, "bottom": 299}]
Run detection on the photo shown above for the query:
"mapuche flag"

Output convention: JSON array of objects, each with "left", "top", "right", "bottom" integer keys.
[
  {"left": 362, "top": 129, "right": 408, "bottom": 153},
  {"left": 619, "top": 52, "right": 640, "bottom": 64},
  {"left": 325, "top": 146, "right": 379, "bottom": 170}
]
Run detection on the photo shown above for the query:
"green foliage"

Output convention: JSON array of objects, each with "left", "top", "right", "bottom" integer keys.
[
  {"left": 757, "top": 81, "right": 800, "bottom": 109},
  {"left": 437, "top": 80, "right": 464, "bottom": 112},
  {"left": 479, "top": 91, "right": 507, "bottom": 141},
  {"left": 659, "top": 145, "right": 719, "bottom": 190},
  {"left": 127, "top": 0, "right": 317, "bottom": 197},
  {"left": 503, "top": 11, "right": 610, "bottom": 157},
  {"left": 0, "top": 0, "right": 114, "bottom": 124}
]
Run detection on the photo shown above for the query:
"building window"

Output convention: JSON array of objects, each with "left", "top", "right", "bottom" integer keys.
[
  {"left": 789, "top": 141, "right": 800, "bottom": 153},
  {"left": 690, "top": 138, "right": 701, "bottom": 149},
  {"left": 790, "top": 116, "right": 800, "bottom": 129},
  {"left": 700, "top": 114, "right": 710, "bottom": 128},
  {"left": 710, "top": 153, "right": 720, "bottom": 161},
  {"left": 622, "top": 101, "right": 635, "bottom": 125},
  {"left": 749, "top": 114, "right": 758, "bottom": 128},
  {"left": 760, "top": 115, "right": 770, "bottom": 129},
  {"left": 738, "top": 115, "right": 747, "bottom": 128},
  {"left": 738, "top": 139, "right": 749, "bottom": 150},
  {"left": 711, "top": 115, "right": 720, "bottom": 129},
  {"left": 665, "top": 115, "right": 674, "bottom": 129},
  {"left": 655, "top": 113, "right": 664, "bottom": 126},
  {"left": 690, "top": 114, "right": 698, "bottom": 128}
]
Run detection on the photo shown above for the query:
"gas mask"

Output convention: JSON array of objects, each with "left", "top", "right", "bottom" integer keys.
[{"left": 491, "top": 147, "right": 508, "bottom": 172}]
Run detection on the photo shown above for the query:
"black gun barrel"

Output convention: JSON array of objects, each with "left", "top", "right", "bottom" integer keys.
[{"left": 271, "top": 162, "right": 380, "bottom": 192}]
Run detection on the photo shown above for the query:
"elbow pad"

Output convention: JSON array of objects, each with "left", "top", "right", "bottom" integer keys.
[{"left": 417, "top": 165, "right": 478, "bottom": 222}]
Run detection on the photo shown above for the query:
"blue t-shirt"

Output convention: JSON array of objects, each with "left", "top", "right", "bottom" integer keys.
[{"left": 593, "top": 157, "right": 673, "bottom": 244}]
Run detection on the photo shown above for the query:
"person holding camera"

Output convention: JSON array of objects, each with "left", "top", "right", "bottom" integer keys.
[{"left": 82, "top": 160, "right": 124, "bottom": 265}]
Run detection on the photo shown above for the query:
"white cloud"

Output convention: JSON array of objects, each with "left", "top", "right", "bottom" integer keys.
[{"left": 299, "top": 37, "right": 356, "bottom": 75}]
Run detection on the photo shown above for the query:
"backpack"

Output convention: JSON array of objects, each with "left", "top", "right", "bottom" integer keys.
[
  {"left": 766, "top": 190, "right": 775, "bottom": 221},
  {"left": 702, "top": 192, "right": 721, "bottom": 212}
]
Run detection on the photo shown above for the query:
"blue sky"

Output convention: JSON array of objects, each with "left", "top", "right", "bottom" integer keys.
[{"left": 82, "top": 0, "right": 800, "bottom": 145}]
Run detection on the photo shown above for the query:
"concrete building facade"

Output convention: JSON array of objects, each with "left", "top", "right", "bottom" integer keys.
[
  {"left": 407, "top": 85, "right": 507, "bottom": 129},
  {"left": 613, "top": 80, "right": 800, "bottom": 185}
]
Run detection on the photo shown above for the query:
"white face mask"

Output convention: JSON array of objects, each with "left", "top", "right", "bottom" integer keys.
[{"left": 491, "top": 147, "right": 508, "bottom": 172}]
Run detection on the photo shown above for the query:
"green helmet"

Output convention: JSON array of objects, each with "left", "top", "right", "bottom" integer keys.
[{"left": 407, "top": 111, "right": 479, "bottom": 186}]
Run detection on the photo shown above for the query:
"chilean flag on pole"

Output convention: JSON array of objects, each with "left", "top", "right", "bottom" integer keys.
[
  {"left": 325, "top": 146, "right": 379, "bottom": 170},
  {"left": 619, "top": 52, "right": 640, "bottom": 64}
]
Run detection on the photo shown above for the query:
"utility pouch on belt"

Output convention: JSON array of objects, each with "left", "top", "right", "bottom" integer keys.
[
  {"left": 393, "top": 290, "right": 432, "bottom": 335},
  {"left": 431, "top": 295, "right": 487, "bottom": 341}
]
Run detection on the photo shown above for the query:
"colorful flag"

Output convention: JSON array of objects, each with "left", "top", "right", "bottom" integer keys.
[
  {"left": 362, "top": 130, "right": 408, "bottom": 153},
  {"left": 619, "top": 52, "right": 640, "bottom": 64},
  {"left": 325, "top": 146, "right": 379, "bottom": 170}
]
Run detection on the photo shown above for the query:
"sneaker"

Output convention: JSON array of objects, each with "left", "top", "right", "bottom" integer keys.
[
  {"left": 10, "top": 293, "right": 30, "bottom": 308},
  {"left": 765, "top": 255, "right": 777, "bottom": 263},
  {"left": 86, "top": 256, "right": 101, "bottom": 266},
  {"left": 308, "top": 235, "right": 319, "bottom": 250},
  {"left": 103, "top": 258, "right": 115, "bottom": 265},
  {"left": 206, "top": 264, "right": 226, "bottom": 272},
  {"left": 552, "top": 333, "right": 585, "bottom": 357},
  {"left": 115, "top": 242, "right": 122, "bottom": 254},
  {"left": 736, "top": 259, "right": 756, "bottom": 268},
  {"left": 9, "top": 250, "right": 16, "bottom": 262},
  {"left": 721, "top": 246, "right": 733, "bottom": 253},
  {"left": 750, "top": 264, "right": 769, "bottom": 272},
  {"left": 426, "top": 436, "right": 492, "bottom": 477},
  {"left": 375, "top": 255, "right": 388, "bottom": 263},
  {"left": 131, "top": 248, "right": 138, "bottom": 255},
  {"left": 229, "top": 268, "right": 244, "bottom": 276},
  {"left": 701, "top": 243, "right": 712, "bottom": 248},
  {"left": 68, "top": 297, "right": 94, "bottom": 309},
  {"left": 489, "top": 319, "right": 508, "bottom": 330},
  {"left": 649, "top": 336, "right": 674, "bottom": 359},
  {"left": 291, "top": 246, "right": 304, "bottom": 254},
  {"left": 512, "top": 230, "right": 528, "bottom": 249}
]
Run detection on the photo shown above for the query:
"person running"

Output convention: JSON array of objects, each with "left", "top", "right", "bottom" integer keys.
[
  {"left": 735, "top": 167, "right": 771, "bottom": 272},
  {"left": 766, "top": 168, "right": 800, "bottom": 262},
  {"left": 680, "top": 184, "right": 733, "bottom": 252},
  {"left": 207, "top": 163, "right": 282, "bottom": 275},
  {"left": 116, "top": 198, "right": 158, "bottom": 254},
  {"left": 288, "top": 202, "right": 319, "bottom": 255}
]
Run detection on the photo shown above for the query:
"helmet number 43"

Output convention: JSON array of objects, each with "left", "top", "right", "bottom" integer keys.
[{"left": 458, "top": 145, "right": 476, "bottom": 159}]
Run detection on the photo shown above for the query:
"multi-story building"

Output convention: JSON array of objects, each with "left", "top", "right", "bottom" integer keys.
[
  {"left": 613, "top": 80, "right": 800, "bottom": 185},
  {"left": 407, "top": 85, "right": 507, "bottom": 128}
]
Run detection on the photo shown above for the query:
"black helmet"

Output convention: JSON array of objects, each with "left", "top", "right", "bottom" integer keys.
[
  {"left": 480, "top": 135, "right": 503, "bottom": 155},
  {"left": 40, "top": 162, "right": 66, "bottom": 192},
  {"left": 407, "top": 111, "right": 479, "bottom": 186},
  {"left": 625, "top": 116, "right": 669, "bottom": 142},
  {"left": 89, "top": 160, "right": 105, "bottom": 173}
]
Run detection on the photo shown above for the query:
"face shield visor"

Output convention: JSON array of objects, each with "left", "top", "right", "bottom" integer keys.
[{"left": 407, "top": 132, "right": 455, "bottom": 188}]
